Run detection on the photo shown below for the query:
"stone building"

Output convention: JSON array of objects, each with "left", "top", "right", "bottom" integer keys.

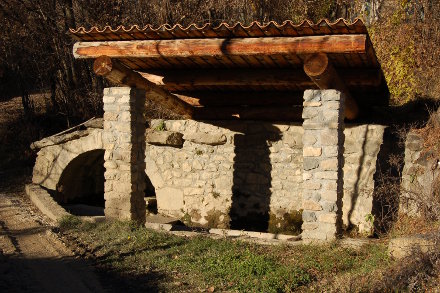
[{"left": 31, "top": 19, "right": 391, "bottom": 241}]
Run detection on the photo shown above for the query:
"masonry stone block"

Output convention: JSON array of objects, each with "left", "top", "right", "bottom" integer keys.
[
  {"left": 303, "top": 200, "right": 322, "bottom": 211},
  {"left": 184, "top": 133, "right": 227, "bottom": 146},
  {"left": 301, "top": 89, "right": 345, "bottom": 241},
  {"left": 321, "top": 201, "right": 337, "bottom": 212},
  {"left": 302, "top": 211, "right": 317, "bottom": 222},
  {"left": 318, "top": 213, "right": 337, "bottom": 223},
  {"left": 303, "top": 101, "right": 322, "bottom": 107},
  {"left": 320, "top": 158, "right": 338, "bottom": 171},
  {"left": 103, "top": 87, "right": 146, "bottom": 223},
  {"left": 303, "top": 147, "right": 322, "bottom": 157}
]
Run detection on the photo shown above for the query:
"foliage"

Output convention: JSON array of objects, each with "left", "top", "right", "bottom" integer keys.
[
  {"left": 370, "top": 0, "right": 440, "bottom": 105},
  {"left": 0, "top": 0, "right": 377, "bottom": 123},
  {"left": 2, "top": 0, "right": 439, "bottom": 119},
  {"left": 402, "top": 110, "right": 440, "bottom": 223},
  {"left": 268, "top": 210, "right": 303, "bottom": 235}
]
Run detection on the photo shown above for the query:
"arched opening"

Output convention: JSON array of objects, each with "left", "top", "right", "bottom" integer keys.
[{"left": 56, "top": 149, "right": 105, "bottom": 216}]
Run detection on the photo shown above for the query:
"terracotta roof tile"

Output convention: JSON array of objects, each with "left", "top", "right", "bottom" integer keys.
[{"left": 69, "top": 18, "right": 367, "bottom": 41}]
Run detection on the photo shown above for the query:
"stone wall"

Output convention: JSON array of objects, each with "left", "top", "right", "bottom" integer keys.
[
  {"left": 145, "top": 120, "right": 304, "bottom": 231},
  {"left": 401, "top": 130, "right": 440, "bottom": 216},
  {"left": 145, "top": 119, "right": 386, "bottom": 233},
  {"left": 30, "top": 92, "right": 387, "bottom": 234},
  {"left": 343, "top": 125, "right": 385, "bottom": 232}
]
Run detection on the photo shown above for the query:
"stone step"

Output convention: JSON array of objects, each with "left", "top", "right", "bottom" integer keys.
[{"left": 145, "top": 214, "right": 180, "bottom": 225}]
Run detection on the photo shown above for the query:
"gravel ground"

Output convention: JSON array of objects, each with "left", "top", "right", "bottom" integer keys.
[
  {"left": 0, "top": 191, "right": 106, "bottom": 293},
  {"left": 0, "top": 96, "right": 108, "bottom": 293}
]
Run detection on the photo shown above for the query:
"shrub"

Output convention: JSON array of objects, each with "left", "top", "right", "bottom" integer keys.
[{"left": 58, "top": 215, "right": 82, "bottom": 230}]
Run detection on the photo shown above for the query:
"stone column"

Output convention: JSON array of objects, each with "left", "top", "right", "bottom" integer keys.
[
  {"left": 102, "top": 87, "right": 146, "bottom": 223},
  {"left": 301, "top": 89, "right": 345, "bottom": 241}
]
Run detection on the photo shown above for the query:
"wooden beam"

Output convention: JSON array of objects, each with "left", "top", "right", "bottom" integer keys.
[
  {"left": 175, "top": 91, "right": 304, "bottom": 107},
  {"left": 93, "top": 56, "right": 194, "bottom": 118},
  {"left": 193, "top": 106, "right": 303, "bottom": 121},
  {"left": 303, "top": 53, "right": 359, "bottom": 120},
  {"left": 74, "top": 35, "right": 367, "bottom": 59},
  {"left": 138, "top": 68, "right": 381, "bottom": 88}
]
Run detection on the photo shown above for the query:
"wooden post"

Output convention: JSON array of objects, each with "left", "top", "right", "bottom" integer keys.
[
  {"left": 93, "top": 56, "right": 194, "bottom": 118},
  {"left": 303, "top": 53, "right": 359, "bottom": 120}
]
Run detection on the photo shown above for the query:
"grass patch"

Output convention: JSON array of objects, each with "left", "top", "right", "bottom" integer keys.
[
  {"left": 58, "top": 215, "right": 82, "bottom": 230},
  {"left": 60, "top": 220, "right": 394, "bottom": 292}
]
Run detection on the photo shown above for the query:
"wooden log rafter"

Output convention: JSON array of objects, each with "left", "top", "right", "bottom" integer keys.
[
  {"left": 303, "top": 53, "right": 359, "bottom": 120},
  {"left": 138, "top": 68, "right": 381, "bottom": 88},
  {"left": 93, "top": 56, "right": 194, "bottom": 118},
  {"left": 84, "top": 33, "right": 373, "bottom": 120},
  {"left": 74, "top": 34, "right": 367, "bottom": 59}
]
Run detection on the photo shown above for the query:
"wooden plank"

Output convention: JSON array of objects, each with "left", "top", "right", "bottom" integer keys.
[
  {"left": 283, "top": 54, "right": 303, "bottom": 68},
  {"left": 120, "top": 58, "right": 141, "bottom": 70},
  {"left": 73, "top": 34, "right": 368, "bottom": 59},
  {"left": 93, "top": 56, "right": 193, "bottom": 118},
  {"left": 226, "top": 55, "right": 250, "bottom": 67},
  {"left": 269, "top": 54, "right": 290, "bottom": 68},
  {"left": 157, "top": 57, "right": 186, "bottom": 69}
]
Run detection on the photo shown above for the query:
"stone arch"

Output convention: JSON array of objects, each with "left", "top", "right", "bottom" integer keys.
[
  {"left": 57, "top": 149, "right": 105, "bottom": 206},
  {"left": 32, "top": 129, "right": 104, "bottom": 192}
]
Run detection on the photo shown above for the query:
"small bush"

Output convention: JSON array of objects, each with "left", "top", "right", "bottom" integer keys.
[
  {"left": 268, "top": 210, "right": 303, "bottom": 235},
  {"left": 58, "top": 215, "right": 82, "bottom": 230},
  {"left": 401, "top": 110, "right": 440, "bottom": 224},
  {"left": 154, "top": 120, "right": 166, "bottom": 131}
]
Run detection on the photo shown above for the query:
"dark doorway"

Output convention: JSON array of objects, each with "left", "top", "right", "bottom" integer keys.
[
  {"left": 229, "top": 125, "right": 281, "bottom": 231},
  {"left": 145, "top": 175, "right": 157, "bottom": 214},
  {"left": 56, "top": 149, "right": 105, "bottom": 216}
]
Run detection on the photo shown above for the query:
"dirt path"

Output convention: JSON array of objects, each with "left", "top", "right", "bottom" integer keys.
[{"left": 0, "top": 191, "right": 106, "bottom": 293}]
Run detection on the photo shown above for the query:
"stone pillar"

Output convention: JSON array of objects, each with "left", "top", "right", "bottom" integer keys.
[
  {"left": 102, "top": 87, "right": 146, "bottom": 223},
  {"left": 301, "top": 89, "right": 345, "bottom": 241}
]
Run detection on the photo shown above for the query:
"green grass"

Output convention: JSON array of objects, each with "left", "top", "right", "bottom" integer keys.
[
  {"left": 154, "top": 120, "right": 166, "bottom": 131},
  {"left": 61, "top": 220, "right": 391, "bottom": 292},
  {"left": 58, "top": 215, "right": 82, "bottom": 230}
]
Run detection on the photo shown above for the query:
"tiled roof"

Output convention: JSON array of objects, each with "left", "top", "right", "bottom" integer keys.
[
  {"left": 70, "top": 18, "right": 367, "bottom": 41},
  {"left": 70, "top": 18, "right": 389, "bottom": 110}
]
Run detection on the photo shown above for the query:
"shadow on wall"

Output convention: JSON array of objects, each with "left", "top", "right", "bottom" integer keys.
[
  {"left": 145, "top": 175, "right": 158, "bottom": 214},
  {"left": 56, "top": 149, "right": 105, "bottom": 208},
  {"left": 206, "top": 121, "right": 282, "bottom": 232},
  {"left": 230, "top": 128, "right": 282, "bottom": 231},
  {"left": 345, "top": 124, "right": 369, "bottom": 232},
  {"left": 372, "top": 125, "right": 406, "bottom": 234}
]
